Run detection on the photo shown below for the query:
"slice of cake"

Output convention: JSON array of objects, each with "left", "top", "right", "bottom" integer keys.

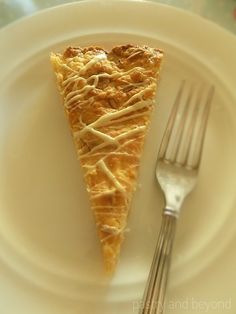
[{"left": 50, "top": 44, "right": 163, "bottom": 272}]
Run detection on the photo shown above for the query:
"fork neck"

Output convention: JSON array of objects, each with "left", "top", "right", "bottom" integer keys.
[{"left": 164, "top": 207, "right": 179, "bottom": 219}]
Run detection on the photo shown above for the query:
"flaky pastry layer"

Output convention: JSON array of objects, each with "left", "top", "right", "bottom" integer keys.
[{"left": 51, "top": 44, "right": 163, "bottom": 272}]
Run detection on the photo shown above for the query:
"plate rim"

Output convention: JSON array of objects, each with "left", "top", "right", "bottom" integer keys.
[
  {"left": 0, "top": 1, "right": 236, "bottom": 313},
  {"left": 0, "top": 0, "right": 236, "bottom": 40}
]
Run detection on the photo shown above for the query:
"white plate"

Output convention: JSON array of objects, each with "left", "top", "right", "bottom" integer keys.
[{"left": 0, "top": 1, "right": 236, "bottom": 313}]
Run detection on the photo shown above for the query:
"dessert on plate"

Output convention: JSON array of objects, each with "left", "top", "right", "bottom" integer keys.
[{"left": 51, "top": 44, "right": 163, "bottom": 272}]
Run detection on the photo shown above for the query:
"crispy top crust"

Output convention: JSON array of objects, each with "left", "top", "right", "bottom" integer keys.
[{"left": 62, "top": 44, "right": 163, "bottom": 67}]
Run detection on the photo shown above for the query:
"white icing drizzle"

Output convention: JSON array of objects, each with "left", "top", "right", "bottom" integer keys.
[
  {"left": 62, "top": 64, "right": 77, "bottom": 73},
  {"left": 79, "top": 52, "right": 107, "bottom": 75},
  {"left": 80, "top": 151, "right": 135, "bottom": 160},
  {"left": 78, "top": 99, "right": 152, "bottom": 137},
  {"left": 57, "top": 50, "right": 157, "bottom": 225},
  {"left": 79, "top": 125, "right": 145, "bottom": 160},
  {"left": 100, "top": 224, "right": 123, "bottom": 235},
  {"left": 62, "top": 73, "right": 86, "bottom": 89},
  {"left": 90, "top": 188, "right": 116, "bottom": 199},
  {"left": 80, "top": 126, "right": 146, "bottom": 158},
  {"left": 122, "top": 86, "right": 153, "bottom": 107},
  {"left": 87, "top": 73, "right": 111, "bottom": 85},
  {"left": 101, "top": 111, "right": 149, "bottom": 127},
  {"left": 82, "top": 136, "right": 142, "bottom": 179},
  {"left": 97, "top": 160, "right": 126, "bottom": 194},
  {"left": 63, "top": 67, "right": 145, "bottom": 95},
  {"left": 65, "top": 85, "right": 94, "bottom": 107},
  {"left": 100, "top": 234, "right": 116, "bottom": 243},
  {"left": 74, "top": 126, "right": 118, "bottom": 145},
  {"left": 115, "top": 125, "right": 146, "bottom": 141},
  {"left": 100, "top": 226, "right": 130, "bottom": 242},
  {"left": 81, "top": 125, "right": 146, "bottom": 158}
]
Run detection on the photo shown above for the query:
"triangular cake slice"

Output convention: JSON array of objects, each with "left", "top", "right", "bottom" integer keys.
[{"left": 50, "top": 45, "right": 163, "bottom": 272}]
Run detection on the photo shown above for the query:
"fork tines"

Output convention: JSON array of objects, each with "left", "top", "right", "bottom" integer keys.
[{"left": 159, "top": 81, "right": 215, "bottom": 169}]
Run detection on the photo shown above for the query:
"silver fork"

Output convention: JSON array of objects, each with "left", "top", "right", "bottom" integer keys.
[{"left": 140, "top": 81, "right": 215, "bottom": 314}]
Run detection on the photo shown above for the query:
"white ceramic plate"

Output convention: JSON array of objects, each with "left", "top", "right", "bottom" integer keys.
[{"left": 0, "top": 1, "right": 236, "bottom": 313}]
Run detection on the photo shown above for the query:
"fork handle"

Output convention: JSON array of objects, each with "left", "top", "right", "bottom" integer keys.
[{"left": 140, "top": 212, "right": 177, "bottom": 314}]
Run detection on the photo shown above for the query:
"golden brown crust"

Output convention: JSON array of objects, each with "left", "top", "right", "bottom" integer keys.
[
  {"left": 62, "top": 46, "right": 108, "bottom": 58},
  {"left": 50, "top": 44, "right": 163, "bottom": 272}
]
